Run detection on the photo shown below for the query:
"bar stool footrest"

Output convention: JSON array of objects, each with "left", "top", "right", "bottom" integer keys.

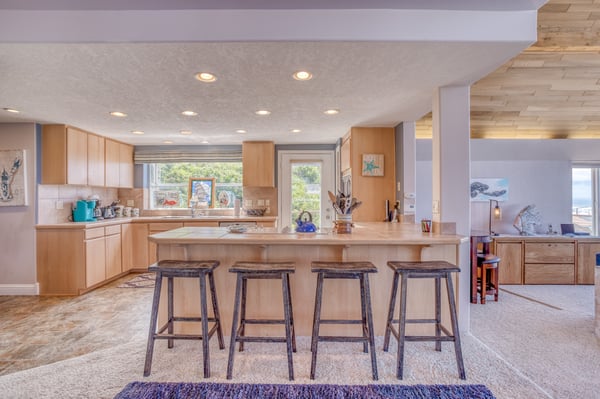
[
  {"left": 319, "top": 319, "right": 364, "bottom": 325},
  {"left": 234, "top": 336, "right": 288, "bottom": 343},
  {"left": 316, "top": 335, "right": 370, "bottom": 343}
]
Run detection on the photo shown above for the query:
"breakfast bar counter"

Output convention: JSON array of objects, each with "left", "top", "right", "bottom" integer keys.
[{"left": 149, "top": 223, "right": 468, "bottom": 336}]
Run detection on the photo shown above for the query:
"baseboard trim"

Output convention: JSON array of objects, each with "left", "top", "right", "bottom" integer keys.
[{"left": 0, "top": 283, "right": 39, "bottom": 295}]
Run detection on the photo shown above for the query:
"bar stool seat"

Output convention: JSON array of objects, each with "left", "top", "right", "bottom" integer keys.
[
  {"left": 310, "top": 261, "right": 378, "bottom": 380},
  {"left": 144, "top": 259, "right": 224, "bottom": 378},
  {"left": 383, "top": 260, "right": 465, "bottom": 380},
  {"left": 227, "top": 261, "right": 296, "bottom": 380}
]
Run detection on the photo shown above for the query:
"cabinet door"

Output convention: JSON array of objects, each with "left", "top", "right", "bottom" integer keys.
[
  {"left": 66, "top": 127, "right": 88, "bottom": 185},
  {"left": 242, "top": 141, "right": 274, "bottom": 187},
  {"left": 148, "top": 222, "right": 183, "bottom": 265},
  {"left": 524, "top": 263, "right": 575, "bottom": 284},
  {"left": 105, "top": 139, "right": 120, "bottom": 187},
  {"left": 495, "top": 242, "right": 523, "bottom": 284},
  {"left": 577, "top": 242, "right": 600, "bottom": 284},
  {"left": 131, "top": 223, "right": 149, "bottom": 269},
  {"left": 85, "top": 236, "right": 106, "bottom": 287},
  {"left": 105, "top": 232, "right": 122, "bottom": 279},
  {"left": 340, "top": 135, "right": 351, "bottom": 173},
  {"left": 119, "top": 143, "right": 134, "bottom": 188},
  {"left": 121, "top": 223, "right": 133, "bottom": 272},
  {"left": 87, "top": 134, "right": 105, "bottom": 187}
]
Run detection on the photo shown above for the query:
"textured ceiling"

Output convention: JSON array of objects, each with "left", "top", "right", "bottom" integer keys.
[
  {"left": 417, "top": 0, "right": 600, "bottom": 139},
  {"left": 0, "top": 1, "right": 542, "bottom": 145}
]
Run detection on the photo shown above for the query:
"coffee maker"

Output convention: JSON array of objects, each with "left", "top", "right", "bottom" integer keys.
[{"left": 73, "top": 200, "right": 96, "bottom": 222}]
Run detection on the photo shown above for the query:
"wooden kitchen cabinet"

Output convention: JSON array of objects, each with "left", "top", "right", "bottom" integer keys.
[
  {"left": 121, "top": 223, "right": 133, "bottom": 272},
  {"left": 131, "top": 223, "right": 149, "bottom": 270},
  {"left": 342, "top": 127, "right": 395, "bottom": 222},
  {"left": 42, "top": 124, "right": 88, "bottom": 185},
  {"left": 37, "top": 224, "right": 127, "bottom": 295},
  {"left": 87, "top": 133, "right": 105, "bottom": 186},
  {"left": 105, "top": 139, "right": 134, "bottom": 188},
  {"left": 577, "top": 241, "right": 600, "bottom": 284},
  {"left": 242, "top": 141, "right": 274, "bottom": 187},
  {"left": 524, "top": 242, "right": 575, "bottom": 284},
  {"left": 105, "top": 225, "right": 122, "bottom": 279},
  {"left": 495, "top": 242, "right": 523, "bottom": 284},
  {"left": 148, "top": 222, "right": 183, "bottom": 265},
  {"left": 340, "top": 134, "right": 351, "bottom": 174}
]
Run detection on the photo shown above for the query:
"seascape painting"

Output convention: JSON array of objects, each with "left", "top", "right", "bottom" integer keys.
[
  {"left": 0, "top": 149, "right": 27, "bottom": 206},
  {"left": 470, "top": 178, "right": 508, "bottom": 201}
]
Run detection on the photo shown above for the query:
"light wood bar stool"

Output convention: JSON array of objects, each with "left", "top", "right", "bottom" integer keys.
[
  {"left": 310, "top": 261, "right": 378, "bottom": 380},
  {"left": 227, "top": 261, "right": 296, "bottom": 380},
  {"left": 383, "top": 260, "right": 465, "bottom": 380},
  {"left": 144, "top": 259, "right": 224, "bottom": 378}
]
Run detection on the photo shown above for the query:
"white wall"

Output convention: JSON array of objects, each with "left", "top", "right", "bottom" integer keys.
[
  {"left": 0, "top": 123, "right": 37, "bottom": 294},
  {"left": 416, "top": 139, "right": 600, "bottom": 235}
]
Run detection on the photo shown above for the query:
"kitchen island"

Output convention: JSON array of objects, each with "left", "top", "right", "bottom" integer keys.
[{"left": 149, "top": 223, "right": 468, "bottom": 336}]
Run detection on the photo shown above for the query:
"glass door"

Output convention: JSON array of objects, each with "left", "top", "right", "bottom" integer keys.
[{"left": 278, "top": 151, "right": 335, "bottom": 231}]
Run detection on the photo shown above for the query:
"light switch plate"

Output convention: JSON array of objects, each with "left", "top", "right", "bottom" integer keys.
[{"left": 55, "top": 200, "right": 63, "bottom": 210}]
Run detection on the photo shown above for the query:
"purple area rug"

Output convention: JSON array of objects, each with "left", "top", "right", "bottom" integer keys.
[{"left": 114, "top": 382, "right": 495, "bottom": 399}]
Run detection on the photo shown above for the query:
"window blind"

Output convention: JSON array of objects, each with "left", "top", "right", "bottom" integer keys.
[{"left": 134, "top": 145, "right": 242, "bottom": 164}]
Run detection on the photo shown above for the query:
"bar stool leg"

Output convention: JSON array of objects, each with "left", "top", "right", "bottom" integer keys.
[
  {"left": 362, "top": 273, "right": 378, "bottom": 380},
  {"left": 207, "top": 271, "right": 225, "bottom": 349},
  {"left": 493, "top": 267, "right": 499, "bottom": 302},
  {"left": 383, "top": 271, "right": 400, "bottom": 352},
  {"left": 434, "top": 276, "right": 441, "bottom": 352},
  {"left": 199, "top": 271, "right": 210, "bottom": 378},
  {"left": 359, "top": 275, "right": 368, "bottom": 353},
  {"left": 286, "top": 273, "right": 297, "bottom": 352},
  {"left": 480, "top": 264, "right": 488, "bottom": 304},
  {"left": 238, "top": 277, "right": 248, "bottom": 352},
  {"left": 227, "top": 274, "right": 243, "bottom": 380},
  {"left": 167, "top": 276, "right": 174, "bottom": 349},
  {"left": 445, "top": 272, "right": 466, "bottom": 380},
  {"left": 282, "top": 272, "right": 294, "bottom": 380},
  {"left": 144, "top": 271, "right": 163, "bottom": 377},
  {"left": 396, "top": 272, "right": 408, "bottom": 379},
  {"left": 310, "top": 272, "right": 324, "bottom": 379}
]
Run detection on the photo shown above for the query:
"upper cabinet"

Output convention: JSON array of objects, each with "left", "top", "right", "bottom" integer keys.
[
  {"left": 343, "top": 127, "right": 396, "bottom": 222},
  {"left": 242, "top": 141, "right": 274, "bottom": 187},
  {"left": 42, "top": 125, "right": 88, "bottom": 185},
  {"left": 42, "top": 124, "right": 133, "bottom": 188},
  {"left": 105, "top": 139, "right": 134, "bottom": 188}
]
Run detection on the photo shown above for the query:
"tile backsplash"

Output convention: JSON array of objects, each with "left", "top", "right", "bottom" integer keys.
[{"left": 38, "top": 184, "right": 119, "bottom": 224}]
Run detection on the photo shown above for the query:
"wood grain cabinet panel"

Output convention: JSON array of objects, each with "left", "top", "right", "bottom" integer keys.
[
  {"left": 105, "top": 227, "right": 122, "bottom": 279},
  {"left": 131, "top": 223, "right": 149, "bottom": 270},
  {"left": 524, "top": 263, "right": 575, "bottom": 284},
  {"left": 85, "top": 236, "right": 106, "bottom": 288},
  {"left": 148, "top": 222, "right": 183, "bottom": 265},
  {"left": 87, "top": 133, "right": 105, "bottom": 187},
  {"left": 121, "top": 223, "right": 133, "bottom": 273},
  {"left": 495, "top": 242, "right": 523, "bottom": 284},
  {"left": 104, "top": 139, "right": 121, "bottom": 187},
  {"left": 242, "top": 141, "right": 274, "bottom": 187},
  {"left": 41, "top": 124, "right": 88, "bottom": 185},
  {"left": 524, "top": 242, "right": 575, "bottom": 264},
  {"left": 577, "top": 242, "right": 600, "bottom": 284}
]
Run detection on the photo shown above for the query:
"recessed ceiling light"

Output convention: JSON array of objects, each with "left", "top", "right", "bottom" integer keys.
[
  {"left": 293, "top": 70, "right": 313, "bottom": 81},
  {"left": 131, "top": 130, "right": 144, "bottom": 135},
  {"left": 2, "top": 108, "right": 20, "bottom": 113},
  {"left": 201, "top": 140, "right": 209, "bottom": 144},
  {"left": 235, "top": 129, "right": 247, "bottom": 134},
  {"left": 324, "top": 109, "right": 340, "bottom": 115},
  {"left": 180, "top": 130, "right": 192, "bottom": 135},
  {"left": 110, "top": 111, "right": 127, "bottom": 117},
  {"left": 291, "top": 129, "right": 301, "bottom": 133},
  {"left": 255, "top": 110, "right": 271, "bottom": 116},
  {"left": 195, "top": 72, "right": 217, "bottom": 83},
  {"left": 163, "top": 140, "right": 173, "bottom": 144},
  {"left": 181, "top": 110, "right": 198, "bottom": 116}
]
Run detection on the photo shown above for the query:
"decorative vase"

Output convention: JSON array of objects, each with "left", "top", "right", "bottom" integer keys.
[{"left": 335, "top": 214, "right": 353, "bottom": 234}]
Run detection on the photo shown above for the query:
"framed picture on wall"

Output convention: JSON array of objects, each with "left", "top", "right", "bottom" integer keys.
[
  {"left": 188, "top": 177, "right": 216, "bottom": 208},
  {"left": 362, "top": 154, "right": 384, "bottom": 176},
  {"left": 0, "top": 149, "right": 27, "bottom": 206},
  {"left": 470, "top": 178, "right": 508, "bottom": 201}
]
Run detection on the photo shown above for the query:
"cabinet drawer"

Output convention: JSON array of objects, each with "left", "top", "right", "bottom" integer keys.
[
  {"left": 148, "top": 222, "right": 183, "bottom": 232},
  {"left": 85, "top": 227, "right": 105, "bottom": 240},
  {"left": 105, "top": 224, "right": 121, "bottom": 236},
  {"left": 524, "top": 263, "right": 575, "bottom": 284},
  {"left": 524, "top": 243, "right": 574, "bottom": 263}
]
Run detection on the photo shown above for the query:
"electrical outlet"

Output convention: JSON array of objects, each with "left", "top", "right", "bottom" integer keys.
[
  {"left": 55, "top": 200, "right": 63, "bottom": 210},
  {"left": 432, "top": 200, "right": 440, "bottom": 214},
  {"left": 265, "top": 199, "right": 270, "bottom": 206},
  {"left": 127, "top": 200, "right": 135, "bottom": 207}
]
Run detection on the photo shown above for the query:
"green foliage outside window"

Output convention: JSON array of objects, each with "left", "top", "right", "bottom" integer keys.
[
  {"left": 149, "top": 162, "right": 242, "bottom": 209},
  {"left": 291, "top": 163, "right": 321, "bottom": 228}
]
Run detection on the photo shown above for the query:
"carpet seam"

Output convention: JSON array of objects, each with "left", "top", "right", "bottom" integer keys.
[{"left": 499, "top": 288, "right": 563, "bottom": 310}]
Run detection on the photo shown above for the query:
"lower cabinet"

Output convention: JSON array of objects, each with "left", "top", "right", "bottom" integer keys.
[
  {"left": 37, "top": 225, "right": 125, "bottom": 295},
  {"left": 496, "top": 242, "right": 523, "bottom": 284},
  {"left": 577, "top": 242, "right": 600, "bottom": 284}
]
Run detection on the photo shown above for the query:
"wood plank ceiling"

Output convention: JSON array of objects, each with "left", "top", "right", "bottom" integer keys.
[{"left": 416, "top": 0, "right": 600, "bottom": 139}]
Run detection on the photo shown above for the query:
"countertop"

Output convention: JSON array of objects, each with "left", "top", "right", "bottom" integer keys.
[
  {"left": 147, "top": 222, "right": 468, "bottom": 246},
  {"left": 35, "top": 215, "right": 278, "bottom": 230}
]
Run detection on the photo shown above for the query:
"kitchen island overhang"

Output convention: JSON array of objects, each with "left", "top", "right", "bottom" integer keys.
[{"left": 148, "top": 223, "right": 468, "bottom": 336}]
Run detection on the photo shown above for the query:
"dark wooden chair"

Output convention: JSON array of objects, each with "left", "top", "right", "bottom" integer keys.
[
  {"left": 227, "top": 261, "right": 296, "bottom": 380},
  {"left": 383, "top": 260, "right": 466, "bottom": 380},
  {"left": 310, "top": 261, "right": 378, "bottom": 380},
  {"left": 144, "top": 259, "right": 224, "bottom": 378},
  {"left": 477, "top": 254, "right": 500, "bottom": 304}
]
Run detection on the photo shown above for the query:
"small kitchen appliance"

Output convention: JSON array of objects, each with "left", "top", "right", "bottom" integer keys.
[{"left": 73, "top": 200, "right": 96, "bottom": 222}]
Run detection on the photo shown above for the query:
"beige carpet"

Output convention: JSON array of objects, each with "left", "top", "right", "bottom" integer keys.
[{"left": 0, "top": 285, "right": 597, "bottom": 399}]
